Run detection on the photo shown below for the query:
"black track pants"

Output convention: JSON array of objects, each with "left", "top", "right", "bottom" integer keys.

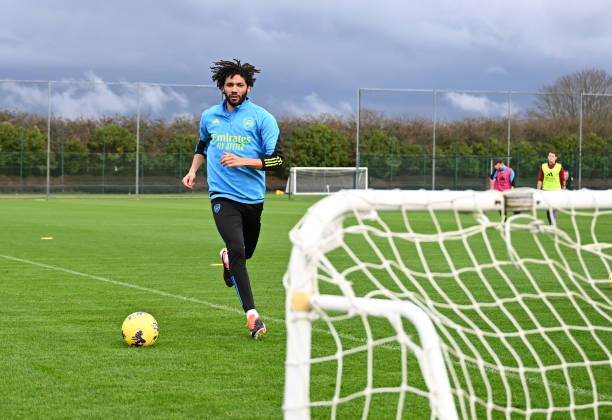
[{"left": 211, "top": 197, "right": 263, "bottom": 312}]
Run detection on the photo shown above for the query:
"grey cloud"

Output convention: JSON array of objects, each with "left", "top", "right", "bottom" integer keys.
[
  {"left": 0, "top": 73, "right": 198, "bottom": 119},
  {"left": 444, "top": 92, "right": 515, "bottom": 118},
  {"left": 1, "top": 0, "right": 611, "bottom": 117}
]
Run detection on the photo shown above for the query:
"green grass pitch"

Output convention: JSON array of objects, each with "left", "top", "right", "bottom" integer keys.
[
  {"left": 0, "top": 194, "right": 318, "bottom": 419},
  {"left": 0, "top": 194, "right": 610, "bottom": 419}
]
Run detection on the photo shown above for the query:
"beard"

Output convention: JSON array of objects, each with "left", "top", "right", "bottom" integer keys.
[{"left": 225, "top": 91, "right": 248, "bottom": 107}]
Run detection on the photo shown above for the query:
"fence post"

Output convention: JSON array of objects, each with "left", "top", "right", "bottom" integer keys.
[
  {"left": 432, "top": 89, "right": 437, "bottom": 190},
  {"left": 288, "top": 131, "right": 293, "bottom": 200},
  {"left": 289, "top": 131, "right": 293, "bottom": 170},
  {"left": 102, "top": 127, "right": 106, "bottom": 194},
  {"left": 323, "top": 130, "right": 327, "bottom": 167},
  {"left": 135, "top": 83, "right": 141, "bottom": 199},
  {"left": 579, "top": 92, "right": 583, "bottom": 189},
  {"left": 507, "top": 92, "right": 512, "bottom": 166},
  {"left": 46, "top": 81, "right": 51, "bottom": 200},
  {"left": 604, "top": 137, "right": 608, "bottom": 183},
  {"left": 486, "top": 137, "right": 490, "bottom": 173},
  {"left": 565, "top": 149, "right": 578, "bottom": 190},
  {"left": 356, "top": 88, "right": 361, "bottom": 174},
  {"left": 19, "top": 130, "right": 23, "bottom": 192},
  {"left": 141, "top": 151, "right": 145, "bottom": 194},
  {"left": 423, "top": 133, "right": 427, "bottom": 188},
  {"left": 454, "top": 137, "right": 458, "bottom": 190},
  {"left": 179, "top": 134, "right": 183, "bottom": 193},
  {"left": 60, "top": 126, "right": 64, "bottom": 192},
  {"left": 516, "top": 142, "right": 520, "bottom": 187}
]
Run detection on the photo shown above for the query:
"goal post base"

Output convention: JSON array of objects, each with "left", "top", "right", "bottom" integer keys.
[{"left": 284, "top": 293, "right": 459, "bottom": 420}]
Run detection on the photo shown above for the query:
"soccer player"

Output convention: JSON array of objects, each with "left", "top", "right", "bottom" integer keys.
[
  {"left": 182, "top": 59, "right": 283, "bottom": 339},
  {"left": 489, "top": 160, "right": 515, "bottom": 191},
  {"left": 536, "top": 151, "right": 566, "bottom": 225},
  {"left": 489, "top": 159, "right": 517, "bottom": 221}
]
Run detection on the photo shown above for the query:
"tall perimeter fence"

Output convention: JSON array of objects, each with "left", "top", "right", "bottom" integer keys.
[
  {"left": 356, "top": 88, "right": 611, "bottom": 190},
  {"left": 0, "top": 80, "right": 610, "bottom": 197},
  {"left": 0, "top": 79, "right": 219, "bottom": 198}
]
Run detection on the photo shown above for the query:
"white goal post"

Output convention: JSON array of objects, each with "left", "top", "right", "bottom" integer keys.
[
  {"left": 285, "top": 167, "right": 368, "bottom": 196},
  {"left": 283, "top": 188, "right": 612, "bottom": 419}
]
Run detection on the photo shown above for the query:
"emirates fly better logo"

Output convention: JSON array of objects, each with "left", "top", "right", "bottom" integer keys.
[{"left": 211, "top": 133, "right": 251, "bottom": 151}]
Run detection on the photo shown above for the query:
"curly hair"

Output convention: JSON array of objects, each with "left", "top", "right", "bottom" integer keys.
[{"left": 210, "top": 59, "right": 260, "bottom": 90}]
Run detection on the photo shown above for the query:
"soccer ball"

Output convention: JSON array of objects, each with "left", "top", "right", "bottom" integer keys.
[
  {"left": 609, "top": 273, "right": 612, "bottom": 288},
  {"left": 121, "top": 312, "right": 159, "bottom": 347}
]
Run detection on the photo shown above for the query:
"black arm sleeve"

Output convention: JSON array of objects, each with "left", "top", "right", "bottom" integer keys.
[
  {"left": 260, "top": 138, "right": 284, "bottom": 171},
  {"left": 194, "top": 140, "right": 207, "bottom": 156}
]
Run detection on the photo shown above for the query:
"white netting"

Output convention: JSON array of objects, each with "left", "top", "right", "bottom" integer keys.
[
  {"left": 286, "top": 167, "right": 368, "bottom": 195},
  {"left": 283, "top": 189, "right": 612, "bottom": 419}
]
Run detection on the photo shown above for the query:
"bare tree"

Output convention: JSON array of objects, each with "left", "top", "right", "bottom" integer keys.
[{"left": 530, "top": 69, "right": 612, "bottom": 121}]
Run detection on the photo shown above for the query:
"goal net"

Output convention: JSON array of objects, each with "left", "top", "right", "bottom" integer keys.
[
  {"left": 285, "top": 167, "right": 368, "bottom": 195},
  {"left": 283, "top": 188, "right": 612, "bottom": 419}
]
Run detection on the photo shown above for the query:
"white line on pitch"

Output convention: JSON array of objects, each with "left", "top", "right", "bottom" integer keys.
[
  {"left": 2, "top": 253, "right": 609, "bottom": 403},
  {"left": 0, "top": 253, "right": 340, "bottom": 340},
  {"left": 0, "top": 253, "right": 245, "bottom": 316}
]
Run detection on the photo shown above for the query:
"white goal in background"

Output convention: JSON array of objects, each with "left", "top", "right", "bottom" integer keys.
[
  {"left": 283, "top": 188, "right": 612, "bottom": 419},
  {"left": 285, "top": 167, "right": 368, "bottom": 196}
]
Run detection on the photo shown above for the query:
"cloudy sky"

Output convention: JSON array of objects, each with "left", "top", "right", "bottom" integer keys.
[{"left": 1, "top": 0, "right": 611, "bottom": 118}]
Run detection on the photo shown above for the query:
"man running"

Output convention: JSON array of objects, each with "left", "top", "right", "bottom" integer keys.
[{"left": 182, "top": 59, "right": 283, "bottom": 339}]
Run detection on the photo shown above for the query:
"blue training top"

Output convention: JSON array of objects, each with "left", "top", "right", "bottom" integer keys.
[
  {"left": 491, "top": 167, "right": 515, "bottom": 183},
  {"left": 195, "top": 98, "right": 280, "bottom": 204}
]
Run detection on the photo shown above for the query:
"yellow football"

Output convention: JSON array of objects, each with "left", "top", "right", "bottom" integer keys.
[{"left": 121, "top": 312, "right": 159, "bottom": 347}]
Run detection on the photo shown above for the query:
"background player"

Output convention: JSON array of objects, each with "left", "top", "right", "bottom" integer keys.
[
  {"left": 489, "top": 159, "right": 515, "bottom": 191},
  {"left": 488, "top": 159, "right": 517, "bottom": 221},
  {"left": 537, "top": 151, "right": 566, "bottom": 225}
]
